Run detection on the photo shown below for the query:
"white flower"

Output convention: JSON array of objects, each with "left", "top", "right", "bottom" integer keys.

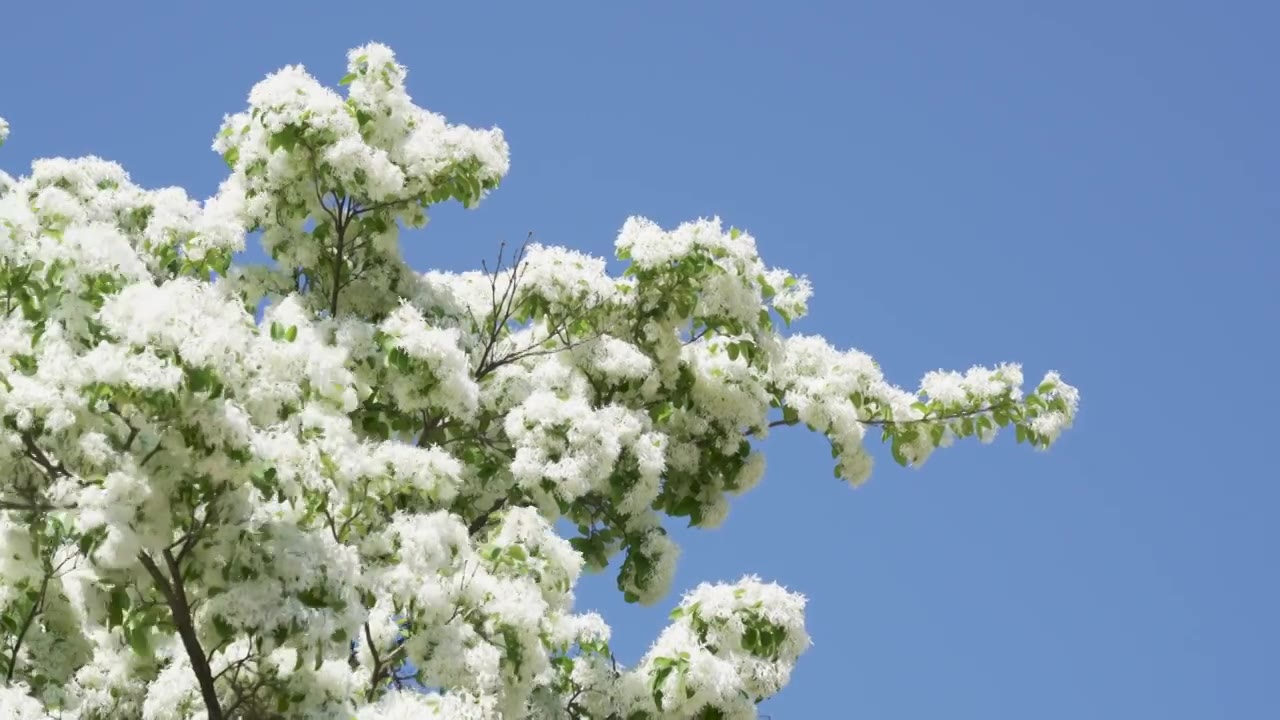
[{"left": 0, "top": 683, "right": 47, "bottom": 720}]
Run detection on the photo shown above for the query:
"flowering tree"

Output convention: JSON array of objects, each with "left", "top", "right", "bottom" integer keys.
[{"left": 0, "top": 45, "right": 1078, "bottom": 720}]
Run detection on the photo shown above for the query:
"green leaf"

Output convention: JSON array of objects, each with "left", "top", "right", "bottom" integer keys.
[
  {"left": 890, "top": 438, "right": 910, "bottom": 467},
  {"left": 77, "top": 529, "right": 102, "bottom": 556},
  {"left": 285, "top": 325, "right": 298, "bottom": 342},
  {"left": 268, "top": 125, "right": 302, "bottom": 153},
  {"left": 667, "top": 495, "right": 697, "bottom": 518},
  {"left": 298, "top": 587, "right": 328, "bottom": 609},
  {"left": 213, "top": 615, "right": 235, "bottom": 642},
  {"left": 221, "top": 146, "right": 239, "bottom": 169},
  {"left": 126, "top": 623, "right": 152, "bottom": 657},
  {"left": 108, "top": 588, "right": 129, "bottom": 629},
  {"left": 929, "top": 424, "right": 946, "bottom": 446},
  {"left": 338, "top": 72, "right": 357, "bottom": 86}
]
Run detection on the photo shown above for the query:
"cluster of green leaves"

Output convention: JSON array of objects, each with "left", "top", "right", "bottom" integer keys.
[
  {"left": 423, "top": 157, "right": 501, "bottom": 210},
  {"left": 649, "top": 652, "right": 692, "bottom": 709},
  {"left": 357, "top": 330, "right": 453, "bottom": 443},
  {"left": 673, "top": 592, "right": 787, "bottom": 662},
  {"left": 104, "top": 583, "right": 170, "bottom": 659}
]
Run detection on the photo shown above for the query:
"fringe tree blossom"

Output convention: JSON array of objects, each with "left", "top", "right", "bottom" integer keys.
[{"left": 0, "top": 45, "right": 1079, "bottom": 719}]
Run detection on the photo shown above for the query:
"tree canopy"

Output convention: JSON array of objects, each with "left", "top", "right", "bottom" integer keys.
[{"left": 0, "top": 44, "right": 1078, "bottom": 719}]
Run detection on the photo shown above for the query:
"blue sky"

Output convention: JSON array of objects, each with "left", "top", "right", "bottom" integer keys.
[{"left": 4, "top": 1, "right": 1278, "bottom": 717}]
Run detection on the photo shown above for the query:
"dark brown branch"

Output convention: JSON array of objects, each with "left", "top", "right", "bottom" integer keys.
[
  {"left": 21, "top": 433, "right": 68, "bottom": 479},
  {"left": 0, "top": 498, "right": 67, "bottom": 513},
  {"left": 139, "top": 551, "right": 223, "bottom": 720},
  {"left": 108, "top": 407, "right": 141, "bottom": 452},
  {"left": 211, "top": 648, "right": 254, "bottom": 684},
  {"left": 472, "top": 238, "right": 532, "bottom": 380},
  {"left": 299, "top": 139, "right": 355, "bottom": 319},
  {"left": 220, "top": 668, "right": 271, "bottom": 718},
  {"left": 330, "top": 201, "right": 348, "bottom": 318},
  {"left": 364, "top": 623, "right": 385, "bottom": 695},
  {"left": 682, "top": 325, "right": 711, "bottom": 346},
  {"left": 365, "top": 632, "right": 407, "bottom": 698},
  {"left": 301, "top": 140, "right": 340, "bottom": 229},
  {"left": 4, "top": 573, "right": 50, "bottom": 685},
  {"left": 351, "top": 197, "right": 411, "bottom": 216},
  {"left": 474, "top": 327, "right": 603, "bottom": 381},
  {"left": 468, "top": 497, "right": 508, "bottom": 537},
  {"left": 140, "top": 442, "right": 164, "bottom": 467},
  {"left": 175, "top": 503, "right": 216, "bottom": 566},
  {"left": 416, "top": 413, "right": 445, "bottom": 449}
]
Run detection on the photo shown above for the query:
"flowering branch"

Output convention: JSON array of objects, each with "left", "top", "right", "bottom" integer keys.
[{"left": 0, "top": 43, "right": 1076, "bottom": 718}]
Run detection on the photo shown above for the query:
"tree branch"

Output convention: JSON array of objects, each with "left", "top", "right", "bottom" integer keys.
[
  {"left": 330, "top": 197, "right": 348, "bottom": 318},
  {"left": 21, "top": 433, "right": 68, "bottom": 479},
  {"left": 140, "top": 441, "right": 164, "bottom": 467},
  {"left": 4, "top": 573, "right": 50, "bottom": 685},
  {"left": 0, "top": 498, "right": 68, "bottom": 513},
  {"left": 472, "top": 239, "right": 528, "bottom": 380},
  {"left": 139, "top": 551, "right": 224, "bottom": 720},
  {"left": 364, "top": 623, "right": 385, "bottom": 696},
  {"left": 764, "top": 402, "right": 1012, "bottom": 432},
  {"left": 467, "top": 497, "right": 508, "bottom": 537}
]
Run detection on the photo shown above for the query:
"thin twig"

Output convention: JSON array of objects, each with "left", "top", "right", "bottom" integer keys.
[{"left": 762, "top": 402, "right": 1015, "bottom": 434}]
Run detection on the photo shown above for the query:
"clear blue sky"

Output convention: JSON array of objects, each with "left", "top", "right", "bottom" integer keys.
[{"left": 4, "top": 2, "right": 1277, "bottom": 717}]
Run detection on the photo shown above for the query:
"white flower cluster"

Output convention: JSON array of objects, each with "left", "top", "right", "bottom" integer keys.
[{"left": 0, "top": 44, "right": 1078, "bottom": 719}]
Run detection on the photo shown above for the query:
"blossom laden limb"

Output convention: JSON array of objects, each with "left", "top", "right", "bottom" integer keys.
[{"left": 0, "top": 44, "right": 1078, "bottom": 720}]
